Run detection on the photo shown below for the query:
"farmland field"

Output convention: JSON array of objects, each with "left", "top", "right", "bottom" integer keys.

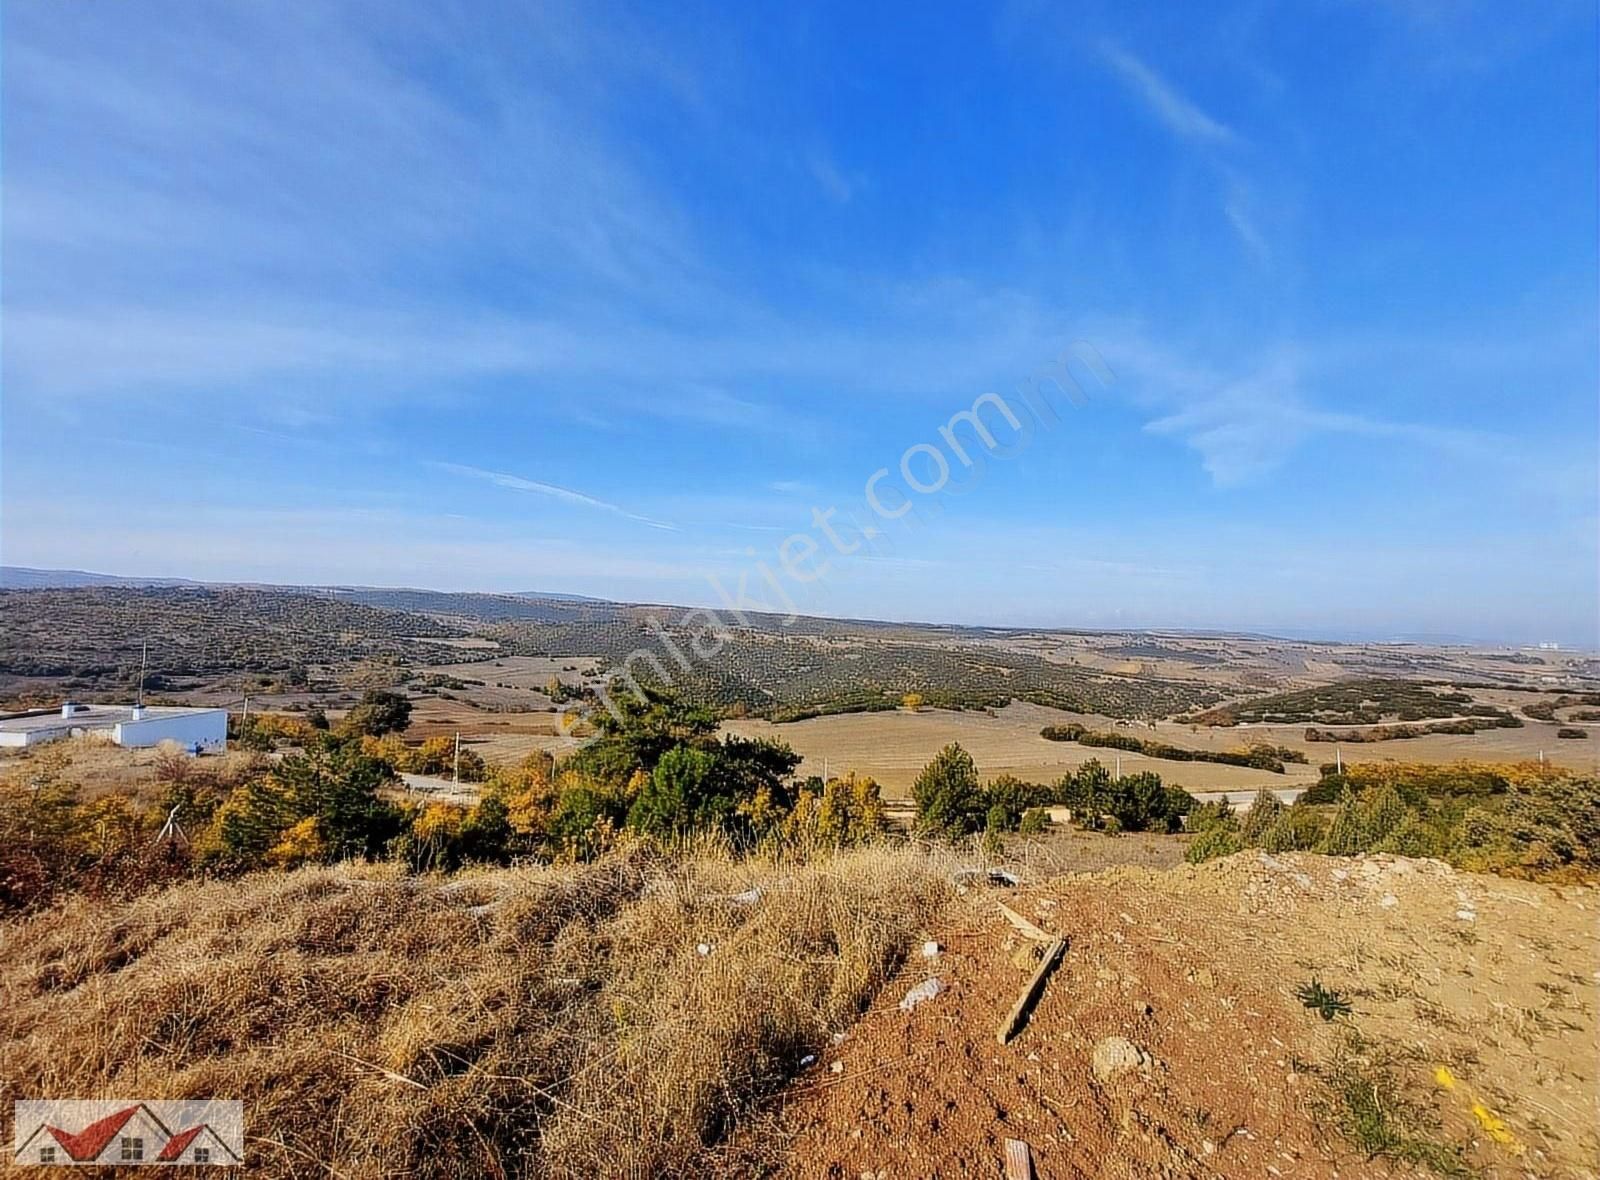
[
  {"left": 724, "top": 701, "right": 1598, "bottom": 796},
  {"left": 3, "top": 583, "right": 1597, "bottom": 788}
]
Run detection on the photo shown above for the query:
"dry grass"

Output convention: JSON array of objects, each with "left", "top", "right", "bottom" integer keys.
[
  {"left": 722, "top": 703, "right": 1318, "bottom": 796},
  {"left": 0, "top": 840, "right": 951, "bottom": 1177}
]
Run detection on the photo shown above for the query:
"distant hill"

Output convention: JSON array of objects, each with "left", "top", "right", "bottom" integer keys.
[
  {"left": 0, "top": 567, "right": 603, "bottom": 604},
  {"left": 0, "top": 566, "right": 206, "bottom": 590}
]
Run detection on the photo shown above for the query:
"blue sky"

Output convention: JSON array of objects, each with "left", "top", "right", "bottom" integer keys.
[{"left": 2, "top": 0, "right": 1595, "bottom": 646}]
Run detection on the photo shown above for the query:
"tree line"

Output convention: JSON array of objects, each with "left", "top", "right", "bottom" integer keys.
[
  {"left": 1185, "top": 759, "right": 1599, "bottom": 881},
  {"left": 911, "top": 742, "right": 1197, "bottom": 837}
]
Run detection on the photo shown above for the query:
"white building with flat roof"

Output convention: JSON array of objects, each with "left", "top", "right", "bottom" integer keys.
[{"left": 0, "top": 702, "right": 227, "bottom": 751}]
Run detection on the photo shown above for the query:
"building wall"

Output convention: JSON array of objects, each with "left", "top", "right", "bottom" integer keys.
[
  {"left": 0, "top": 724, "right": 71, "bottom": 748},
  {"left": 113, "top": 710, "right": 228, "bottom": 751}
]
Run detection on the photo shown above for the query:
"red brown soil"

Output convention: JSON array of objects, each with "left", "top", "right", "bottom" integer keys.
[{"left": 770, "top": 853, "right": 1599, "bottom": 1180}]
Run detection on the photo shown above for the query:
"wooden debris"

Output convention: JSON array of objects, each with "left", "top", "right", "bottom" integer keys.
[
  {"left": 996, "top": 901, "right": 1054, "bottom": 943},
  {"left": 1003, "top": 1137, "right": 1035, "bottom": 1180},
  {"left": 996, "top": 938, "right": 1067, "bottom": 1045}
]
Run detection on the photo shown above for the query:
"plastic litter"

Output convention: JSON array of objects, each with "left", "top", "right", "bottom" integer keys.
[
  {"left": 899, "top": 977, "right": 944, "bottom": 1012},
  {"left": 951, "top": 868, "right": 1021, "bottom": 888}
]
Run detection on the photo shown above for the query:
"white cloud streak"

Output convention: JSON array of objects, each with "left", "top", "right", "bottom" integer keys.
[
  {"left": 434, "top": 462, "right": 679, "bottom": 531},
  {"left": 1098, "top": 42, "right": 1273, "bottom": 263},
  {"left": 1099, "top": 42, "right": 1237, "bottom": 145}
]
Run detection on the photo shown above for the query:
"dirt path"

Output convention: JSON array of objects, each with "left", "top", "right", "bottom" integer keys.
[{"left": 768, "top": 853, "right": 1599, "bottom": 1180}]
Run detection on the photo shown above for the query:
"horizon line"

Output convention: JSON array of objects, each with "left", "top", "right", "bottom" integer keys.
[{"left": 2, "top": 564, "right": 1591, "bottom": 655}]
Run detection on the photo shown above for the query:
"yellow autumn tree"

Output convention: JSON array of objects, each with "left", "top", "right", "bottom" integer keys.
[
  {"left": 268, "top": 816, "right": 328, "bottom": 868},
  {"left": 783, "top": 772, "right": 886, "bottom": 847},
  {"left": 493, "top": 752, "right": 560, "bottom": 841}
]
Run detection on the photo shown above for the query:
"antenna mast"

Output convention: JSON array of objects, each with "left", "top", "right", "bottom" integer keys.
[{"left": 138, "top": 642, "right": 148, "bottom": 707}]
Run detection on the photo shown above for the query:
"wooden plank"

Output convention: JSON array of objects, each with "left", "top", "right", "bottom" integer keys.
[
  {"left": 996, "top": 901, "right": 1054, "bottom": 943},
  {"left": 1003, "top": 1138, "right": 1035, "bottom": 1180},
  {"left": 996, "top": 937, "right": 1067, "bottom": 1045}
]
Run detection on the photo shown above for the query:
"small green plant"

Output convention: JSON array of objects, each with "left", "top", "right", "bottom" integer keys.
[
  {"left": 1297, "top": 978, "right": 1353, "bottom": 1021},
  {"left": 1313, "top": 1037, "right": 1476, "bottom": 1177}
]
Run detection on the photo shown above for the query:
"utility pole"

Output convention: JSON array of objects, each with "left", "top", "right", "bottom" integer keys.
[
  {"left": 1336, "top": 746, "right": 1342, "bottom": 774},
  {"left": 454, "top": 732, "right": 461, "bottom": 785},
  {"left": 138, "top": 642, "right": 148, "bottom": 707}
]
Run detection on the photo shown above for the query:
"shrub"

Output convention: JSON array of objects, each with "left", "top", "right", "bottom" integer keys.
[
  {"left": 1185, "top": 798, "right": 1234, "bottom": 832},
  {"left": 627, "top": 746, "right": 723, "bottom": 838},
  {"left": 341, "top": 689, "right": 414, "bottom": 736},
  {"left": 912, "top": 743, "right": 987, "bottom": 836},
  {"left": 1186, "top": 821, "right": 1243, "bottom": 863},
  {"left": 782, "top": 773, "right": 887, "bottom": 848},
  {"left": 1375, "top": 812, "right": 1441, "bottom": 858},
  {"left": 1319, "top": 790, "right": 1370, "bottom": 856},
  {"left": 1259, "top": 804, "right": 1328, "bottom": 853},
  {"left": 1108, "top": 771, "right": 1184, "bottom": 833},
  {"left": 1239, "top": 788, "right": 1285, "bottom": 844},
  {"left": 982, "top": 774, "right": 1052, "bottom": 829},
  {"left": 207, "top": 734, "right": 402, "bottom": 870},
  {"left": 1556, "top": 727, "right": 1588, "bottom": 739},
  {"left": 1019, "top": 807, "right": 1048, "bottom": 835}
]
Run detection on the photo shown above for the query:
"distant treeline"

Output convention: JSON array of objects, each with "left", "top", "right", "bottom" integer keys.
[
  {"left": 1304, "top": 715, "right": 1526, "bottom": 743},
  {"left": 1188, "top": 759, "right": 1599, "bottom": 884},
  {"left": 1039, "top": 724, "right": 1307, "bottom": 773},
  {"left": 1190, "top": 678, "right": 1518, "bottom": 728},
  {"left": 1522, "top": 693, "right": 1600, "bottom": 722}
]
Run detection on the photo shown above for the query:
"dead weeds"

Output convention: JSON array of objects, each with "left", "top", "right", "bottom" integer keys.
[{"left": 0, "top": 839, "right": 951, "bottom": 1178}]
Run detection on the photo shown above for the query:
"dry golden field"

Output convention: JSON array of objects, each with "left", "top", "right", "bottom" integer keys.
[{"left": 722, "top": 702, "right": 1598, "bottom": 798}]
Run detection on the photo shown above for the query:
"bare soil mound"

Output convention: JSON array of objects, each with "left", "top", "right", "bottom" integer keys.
[{"left": 773, "top": 852, "right": 1599, "bottom": 1179}]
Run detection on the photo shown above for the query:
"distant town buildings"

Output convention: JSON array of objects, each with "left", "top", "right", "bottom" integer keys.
[{"left": 0, "top": 701, "right": 227, "bottom": 750}]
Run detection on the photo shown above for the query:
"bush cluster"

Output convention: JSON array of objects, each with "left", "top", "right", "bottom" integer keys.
[
  {"left": 1040, "top": 723, "right": 1304, "bottom": 771},
  {"left": 911, "top": 743, "right": 1195, "bottom": 836},
  {"left": 1186, "top": 760, "right": 1600, "bottom": 881},
  {"left": 1304, "top": 715, "right": 1522, "bottom": 742},
  {"left": 1192, "top": 679, "right": 1521, "bottom": 728},
  {"left": 0, "top": 689, "right": 894, "bottom": 914}
]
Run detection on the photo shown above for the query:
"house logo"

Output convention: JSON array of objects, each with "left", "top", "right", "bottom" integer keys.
[{"left": 13, "top": 1101, "right": 243, "bottom": 1167}]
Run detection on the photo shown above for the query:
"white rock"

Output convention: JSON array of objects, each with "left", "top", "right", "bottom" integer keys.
[
  {"left": 1091, "top": 1036, "right": 1152, "bottom": 1082},
  {"left": 921, "top": 940, "right": 941, "bottom": 958}
]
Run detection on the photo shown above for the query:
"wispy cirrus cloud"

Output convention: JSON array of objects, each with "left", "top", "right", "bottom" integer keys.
[
  {"left": 1098, "top": 42, "right": 1270, "bottom": 263},
  {"left": 806, "top": 148, "right": 865, "bottom": 203},
  {"left": 434, "top": 462, "right": 678, "bottom": 531},
  {"left": 1082, "top": 323, "right": 1520, "bottom": 486},
  {"left": 1099, "top": 41, "right": 1237, "bottom": 145}
]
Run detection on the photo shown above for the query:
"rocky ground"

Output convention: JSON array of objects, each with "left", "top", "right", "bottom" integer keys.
[{"left": 764, "top": 852, "right": 1598, "bottom": 1179}]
